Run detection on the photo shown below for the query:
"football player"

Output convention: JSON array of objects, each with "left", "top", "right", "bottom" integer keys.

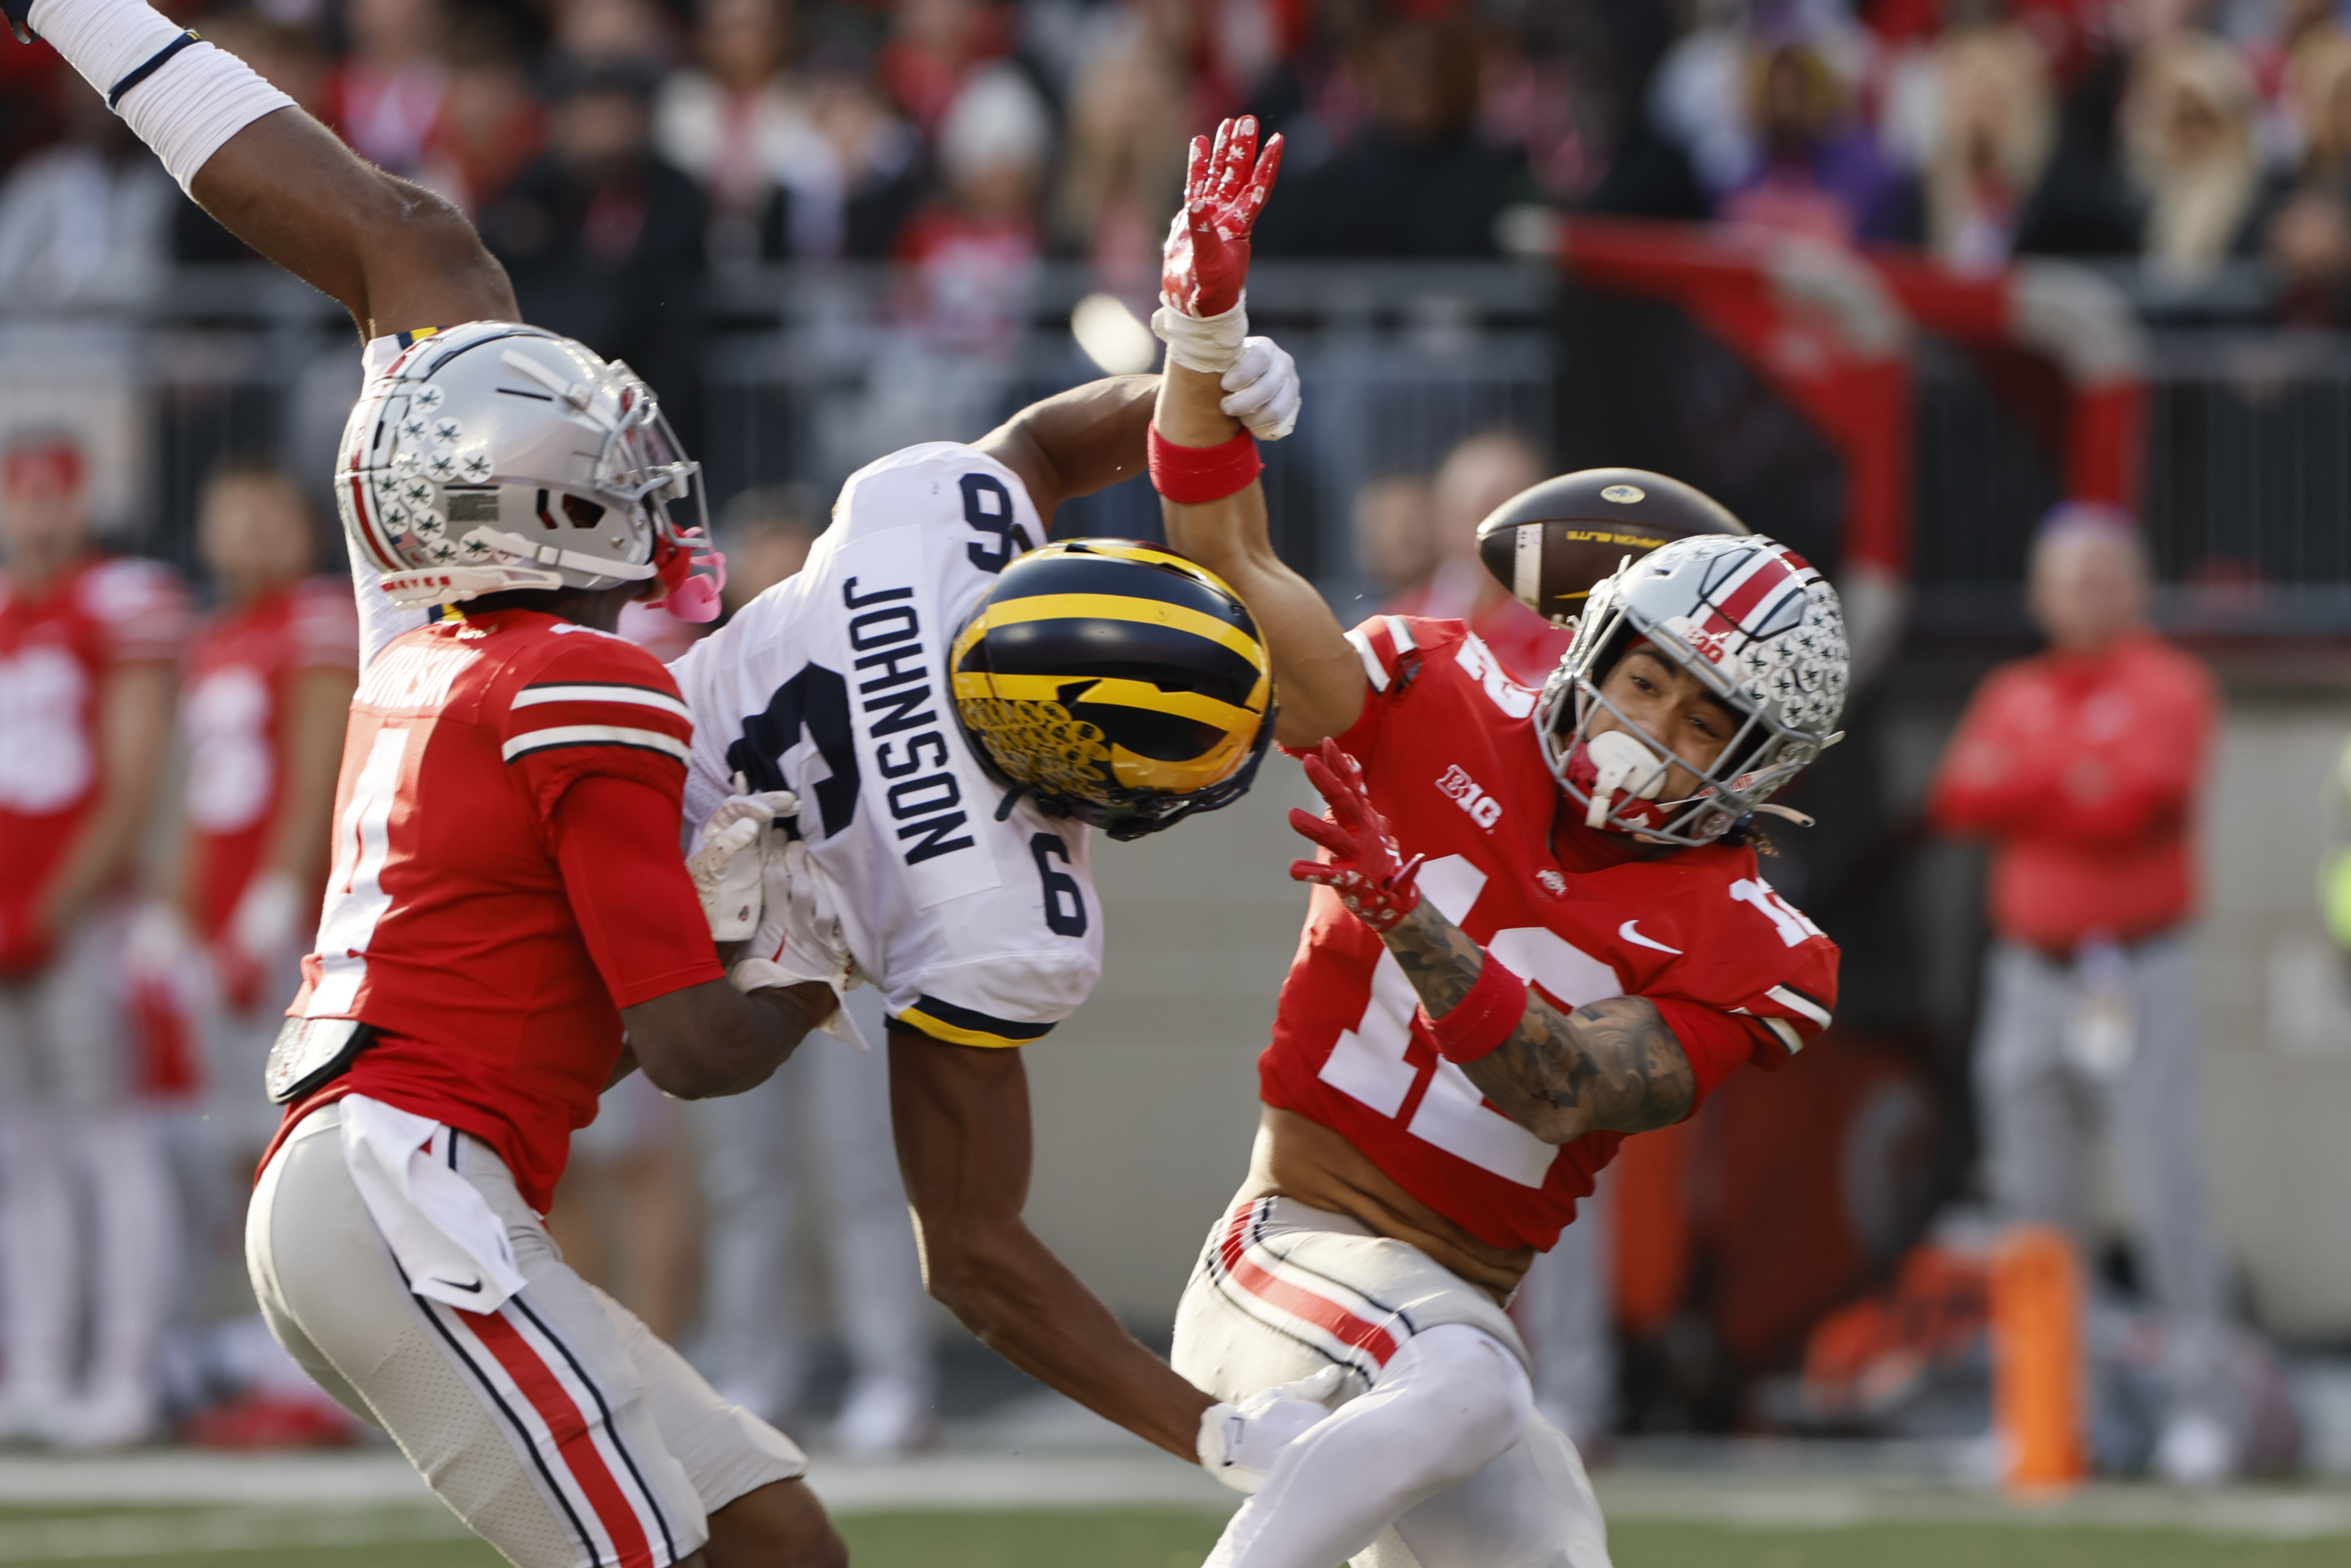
[
  {"left": 9, "top": 2, "right": 846, "bottom": 1560},
  {"left": 1152, "top": 121, "right": 1849, "bottom": 1568},
  {"left": 663, "top": 125, "right": 1307, "bottom": 1468}
]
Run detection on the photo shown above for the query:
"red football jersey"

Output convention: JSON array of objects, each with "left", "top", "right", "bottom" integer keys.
[
  {"left": 0, "top": 556, "right": 190, "bottom": 973},
  {"left": 286, "top": 609, "right": 722, "bottom": 1209},
  {"left": 183, "top": 577, "right": 360, "bottom": 941},
  {"left": 1260, "top": 615, "right": 1841, "bottom": 1253}
]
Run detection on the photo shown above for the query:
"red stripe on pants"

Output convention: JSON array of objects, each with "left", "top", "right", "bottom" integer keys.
[
  {"left": 1217, "top": 1204, "right": 1400, "bottom": 1367},
  {"left": 464, "top": 1306, "right": 656, "bottom": 1568}
]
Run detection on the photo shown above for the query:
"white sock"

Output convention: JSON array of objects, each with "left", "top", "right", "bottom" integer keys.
[
  {"left": 76, "top": 1112, "right": 178, "bottom": 1399},
  {"left": 1205, "top": 1325, "right": 1533, "bottom": 1568},
  {"left": 0, "top": 1109, "right": 75, "bottom": 1401}
]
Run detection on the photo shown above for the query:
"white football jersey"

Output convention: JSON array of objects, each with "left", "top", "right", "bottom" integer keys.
[{"left": 669, "top": 442, "right": 1105, "bottom": 1046}]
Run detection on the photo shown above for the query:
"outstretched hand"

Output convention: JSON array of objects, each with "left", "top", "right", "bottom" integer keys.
[
  {"left": 1162, "top": 116, "right": 1283, "bottom": 320},
  {"left": 1289, "top": 740, "right": 1422, "bottom": 933}
]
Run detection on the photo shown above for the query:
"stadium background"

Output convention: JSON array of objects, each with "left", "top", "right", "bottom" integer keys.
[{"left": 9, "top": 0, "right": 2351, "bottom": 1561}]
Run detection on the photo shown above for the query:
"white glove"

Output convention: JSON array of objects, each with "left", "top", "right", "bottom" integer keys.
[
  {"left": 1196, "top": 1365, "right": 1346, "bottom": 1494},
  {"left": 227, "top": 868, "right": 302, "bottom": 965},
  {"left": 1219, "top": 335, "right": 1300, "bottom": 441},
  {"left": 729, "top": 837, "right": 865, "bottom": 1046},
  {"left": 687, "top": 778, "right": 798, "bottom": 941}
]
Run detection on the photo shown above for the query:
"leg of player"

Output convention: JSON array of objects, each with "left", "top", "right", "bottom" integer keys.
[{"left": 1204, "top": 1325, "right": 1533, "bottom": 1568}]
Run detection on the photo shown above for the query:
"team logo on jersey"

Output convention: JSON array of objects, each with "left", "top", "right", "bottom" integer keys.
[
  {"left": 1434, "top": 764, "right": 1503, "bottom": 831},
  {"left": 1536, "top": 869, "right": 1567, "bottom": 895}
]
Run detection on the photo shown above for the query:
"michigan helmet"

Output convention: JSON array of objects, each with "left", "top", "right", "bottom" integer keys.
[
  {"left": 949, "top": 541, "right": 1276, "bottom": 840},
  {"left": 1535, "top": 533, "right": 1847, "bottom": 845},
  {"left": 1475, "top": 467, "right": 1748, "bottom": 625},
  {"left": 337, "top": 322, "right": 719, "bottom": 615}
]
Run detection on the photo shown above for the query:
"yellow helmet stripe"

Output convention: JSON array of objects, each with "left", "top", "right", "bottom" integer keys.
[
  {"left": 1108, "top": 730, "right": 1252, "bottom": 793},
  {"left": 975, "top": 594, "right": 1268, "bottom": 672},
  {"left": 960, "top": 672, "right": 1263, "bottom": 729}
]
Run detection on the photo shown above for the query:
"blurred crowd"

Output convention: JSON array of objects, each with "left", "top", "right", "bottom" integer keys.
[{"left": 13, "top": 0, "right": 2351, "bottom": 339}]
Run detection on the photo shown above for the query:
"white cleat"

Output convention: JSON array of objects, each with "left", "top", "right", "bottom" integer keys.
[{"left": 48, "top": 1383, "right": 158, "bottom": 1453}]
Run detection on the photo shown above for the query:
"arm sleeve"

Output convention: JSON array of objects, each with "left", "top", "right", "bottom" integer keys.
[
  {"left": 501, "top": 634, "right": 697, "bottom": 822},
  {"left": 551, "top": 774, "right": 726, "bottom": 1008},
  {"left": 1651, "top": 997, "right": 1781, "bottom": 1112}
]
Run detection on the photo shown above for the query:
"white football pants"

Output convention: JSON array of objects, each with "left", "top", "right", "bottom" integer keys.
[
  {"left": 689, "top": 987, "right": 934, "bottom": 1425},
  {"left": 1175, "top": 1194, "right": 1611, "bottom": 1568},
  {"left": 0, "top": 907, "right": 179, "bottom": 1411}
]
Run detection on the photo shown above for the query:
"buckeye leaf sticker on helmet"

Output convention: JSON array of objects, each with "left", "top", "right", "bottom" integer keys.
[{"left": 949, "top": 541, "right": 1277, "bottom": 841}]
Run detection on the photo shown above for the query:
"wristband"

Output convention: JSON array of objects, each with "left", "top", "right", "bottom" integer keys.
[
  {"left": 1149, "top": 423, "right": 1262, "bottom": 505},
  {"left": 1418, "top": 956, "right": 1528, "bottom": 1065}
]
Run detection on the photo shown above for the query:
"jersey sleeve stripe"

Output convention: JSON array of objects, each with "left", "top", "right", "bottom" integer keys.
[
  {"left": 1383, "top": 614, "right": 1418, "bottom": 654},
  {"left": 1344, "top": 628, "right": 1391, "bottom": 693},
  {"left": 1750, "top": 1013, "right": 1806, "bottom": 1054},
  {"left": 895, "top": 994, "right": 1055, "bottom": 1048},
  {"left": 514, "top": 683, "right": 692, "bottom": 722},
  {"left": 501, "top": 725, "right": 690, "bottom": 764},
  {"left": 1765, "top": 983, "right": 1832, "bottom": 1028}
]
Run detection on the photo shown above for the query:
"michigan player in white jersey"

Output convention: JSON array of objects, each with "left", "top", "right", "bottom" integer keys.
[{"left": 669, "top": 351, "right": 1314, "bottom": 1463}]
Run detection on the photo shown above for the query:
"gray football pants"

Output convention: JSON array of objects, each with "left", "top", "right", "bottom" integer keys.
[
  {"left": 1973, "top": 932, "right": 2227, "bottom": 1409},
  {"left": 688, "top": 987, "right": 934, "bottom": 1424}
]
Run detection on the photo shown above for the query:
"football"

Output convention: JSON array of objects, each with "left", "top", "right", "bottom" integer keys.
[{"left": 1474, "top": 467, "right": 1749, "bottom": 624}]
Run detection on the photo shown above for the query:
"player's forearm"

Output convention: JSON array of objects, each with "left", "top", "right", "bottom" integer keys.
[
  {"left": 1155, "top": 363, "right": 1364, "bottom": 746},
  {"left": 190, "top": 112, "right": 516, "bottom": 339},
  {"left": 39, "top": 664, "right": 173, "bottom": 929},
  {"left": 1381, "top": 902, "right": 1694, "bottom": 1142},
  {"left": 920, "top": 1218, "right": 1213, "bottom": 1460},
  {"left": 622, "top": 979, "right": 823, "bottom": 1099},
  {"left": 976, "top": 375, "right": 1159, "bottom": 522}
]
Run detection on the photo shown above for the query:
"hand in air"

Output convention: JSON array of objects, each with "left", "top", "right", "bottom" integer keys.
[
  {"left": 1162, "top": 116, "right": 1283, "bottom": 320},
  {"left": 1289, "top": 740, "right": 1423, "bottom": 933},
  {"left": 1197, "top": 1365, "right": 1345, "bottom": 1494}
]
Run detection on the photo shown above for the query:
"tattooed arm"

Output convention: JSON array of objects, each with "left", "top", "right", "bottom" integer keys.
[{"left": 1379, "top": 899, "right": 1696, "bottom": 1144}]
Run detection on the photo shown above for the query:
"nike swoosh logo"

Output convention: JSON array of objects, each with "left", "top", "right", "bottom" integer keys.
[
  {"left": 440, "top": 1277, "right": 484, "bottom": 1294},
  {"left": 1619, "top": 919, "right": 1682, "bottom": 956}
]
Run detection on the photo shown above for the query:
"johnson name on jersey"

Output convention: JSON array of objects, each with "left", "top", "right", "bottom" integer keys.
[
  {"left": 668, "top": 443, "right": 1102, "bottom": 1048},
  {"left": 1263, "top": 614, "right": 1841, "bottom": 1253}
]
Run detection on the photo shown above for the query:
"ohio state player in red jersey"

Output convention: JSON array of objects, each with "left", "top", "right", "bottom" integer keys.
[
  {"left": 0, "top": 431, "right": 191, "bottom": 1448},
  {"left": 1151, "top": 130, "right": 1848, "bottom": 1564}
]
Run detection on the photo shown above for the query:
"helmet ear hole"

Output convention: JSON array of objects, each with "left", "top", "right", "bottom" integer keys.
[{"left": 561, "top": 494, "right": 607, "bottom": 529}]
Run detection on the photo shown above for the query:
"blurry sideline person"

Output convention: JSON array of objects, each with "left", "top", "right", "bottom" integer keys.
[
  {"left": 1377, "top": 431, "right": 1567, "bottom": 683},
  {"left": 2121, "top": 31, "right": 2273, "bottom": 282},
  {"left": 0, "top": 431, "right": 190, "bottom": 1448},
  {"left": 1349, "top": 474, "right": 1435, "bottom": 602},
  {"left": 683, "top": 488, "right": 936, "bottom": 1456},
  {"left": 13, "top": 0, "right": 854, "bottom": 1555},
  {"left": 416, "top": 6, "right": 547, "bottom": 216},
  {"left": 654, "top": 0, "right": 841, "bottom": 266},
  {"left": 1717, "top": 40, "right": 1916, "bottom": 246},
  {"left": 146, "top": 461, "right": 358, "bottom": 1445},
  {"left": 1252, "top": 13, "right": 1526, "bottom": 259},
  {"left": 479, "top": 58, "right": 706, "bottom": 443},
  {"left": 1929, "top": 503, "right": 2233, "bottom": 1485},
  {"left": 0, "top": 74, "right": 173, "bottom": 311},
  {"left": 316, "top": 0, "right": 449, "bottom": 180},
  {"left": 1157, "top": 123, "right": 1846, "bottom": 1563}
]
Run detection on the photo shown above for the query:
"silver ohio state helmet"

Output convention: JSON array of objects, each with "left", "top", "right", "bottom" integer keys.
[
  {"left": 1535, "top": 533, "right": 1848, "bottom": 845},
  {"left": 336, "top": 322, "right": 712, "bottom": 611}
]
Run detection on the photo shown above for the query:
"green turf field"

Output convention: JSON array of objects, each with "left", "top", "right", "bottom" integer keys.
[{"left": 0, "top": 1506, "right": 2343, "bottom": 1567}]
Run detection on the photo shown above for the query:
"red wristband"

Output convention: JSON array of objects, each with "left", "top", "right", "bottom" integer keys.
[
  {"left": 1149, "top": 422, "right": 1262, "bottom": 504},
  {"left": 1419, "top": 956, "right": 1528, "bottom": 1065}
]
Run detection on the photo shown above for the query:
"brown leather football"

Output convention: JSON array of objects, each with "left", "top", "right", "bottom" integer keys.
[{"left": 1474, "top": 468, "right": 1748, "bottom": 624}]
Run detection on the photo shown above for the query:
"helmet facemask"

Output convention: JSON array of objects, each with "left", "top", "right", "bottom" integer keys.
[{"left": 1535, "top": 537, "right": 1845, "bottom": 846}]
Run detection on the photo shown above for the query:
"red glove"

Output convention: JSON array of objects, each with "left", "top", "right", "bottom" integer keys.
[
  {"left": 1162, "top": 115, "right": 1283, "bottom": 319},
  {"left": 1289, "top": 740, "right": 1422, "bottom": 934}
]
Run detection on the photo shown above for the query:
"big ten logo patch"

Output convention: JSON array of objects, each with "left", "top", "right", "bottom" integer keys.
[{"left": 1434, "top": 764, "right": 1503, "bottom": 831}]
